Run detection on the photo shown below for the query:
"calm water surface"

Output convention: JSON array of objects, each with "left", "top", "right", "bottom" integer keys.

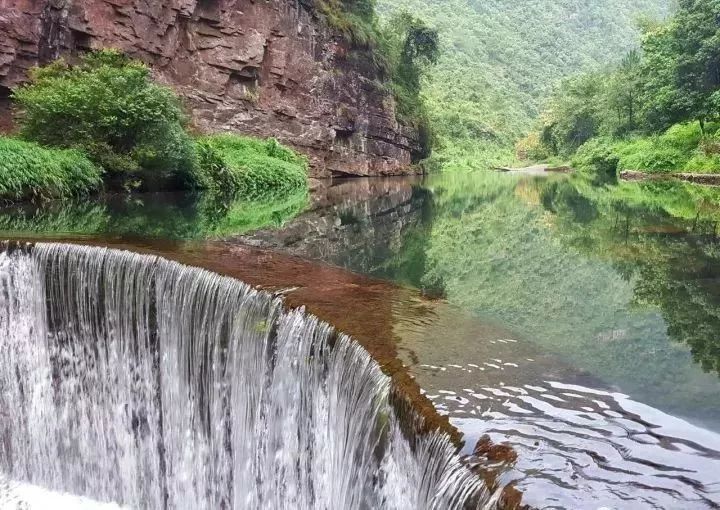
[{"left": 2, "top": 172, "right": 720, "bottom": 509}]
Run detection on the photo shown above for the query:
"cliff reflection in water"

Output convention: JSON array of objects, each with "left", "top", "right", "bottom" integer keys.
[{"left": 236, "top": 177, "right": 437, "bottom": 292}]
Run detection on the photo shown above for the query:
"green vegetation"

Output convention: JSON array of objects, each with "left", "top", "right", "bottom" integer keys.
[
  {"left": 14, "top": 50, "right": 197, "bottom": 189},
  {"left": 0, "top": 138, "right": 101, "bottom": 201},
  {"left": 4, "top": 49, "right": 308, "bottom": 202},
  {"left": 197, "top": 189, "right": 309, "bottom": 237},
  {"left": 316, "top": 0, "right": 382, "bottom": 47},
  {"left": 0, "top": 189, "right": 309, "bottom": 240},
  {"left": 535, "top": 176, "right": 720, "bottom": 379},
  {"left": 374, "top": 171, "right": 720, "bottom": 417},
  {"left": 530, "top": 0, "right": 720, "bottom": 178},
  {"left": 379, "top": 13, "right": 439, "bottom": 132},
  {"left": 196, "top": 135, "right": 308, "bottom": 199},
  {"left": 376, "top": 0, "right": 671, "bottom": 169}
]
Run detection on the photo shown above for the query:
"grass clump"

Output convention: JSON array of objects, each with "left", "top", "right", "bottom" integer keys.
[
  {"left": 0, "top": 137, "right": 102, "bottom": 201},
  {"left": 195, "top": 134, "right": 308, "bottom": 198},
  {"left": 572, "top": 122, "right": 720, "bottom": 180}
]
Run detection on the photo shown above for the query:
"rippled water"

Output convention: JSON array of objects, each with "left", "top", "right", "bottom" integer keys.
[
  {"left": 382, "top": 295, "right": 720, "bottom": 509},
  {"left": 453, "top": 380, "right": 720, "bottom": 509}
]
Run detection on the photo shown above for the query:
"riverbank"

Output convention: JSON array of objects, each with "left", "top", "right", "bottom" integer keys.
[
  {"left": 620, "top": 169, "right": 720, "bottom": 186},
  {"left": 492, "top": 164, "right": 574, "bottom": 174},
  {"left": 0, "top": 132, "right": 310, "bottom": 202}
]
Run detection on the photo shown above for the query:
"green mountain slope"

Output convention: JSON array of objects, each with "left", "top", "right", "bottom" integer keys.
[{"left": 377, "top": 0, "right": 673, "bottom": 169}]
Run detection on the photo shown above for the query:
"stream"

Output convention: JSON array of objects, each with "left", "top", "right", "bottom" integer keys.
[{"left": 1, "top": 171, "right": 719, "bottom": 509}]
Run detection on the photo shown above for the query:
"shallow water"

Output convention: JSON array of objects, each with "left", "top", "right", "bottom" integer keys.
[{"left": 2, "top": 172, "right": 720, "bottom": 508}]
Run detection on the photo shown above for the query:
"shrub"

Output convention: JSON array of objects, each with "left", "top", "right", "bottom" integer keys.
[
  {"left": 13, "top": 49, "right": 197, "bottom": 187},
  {"left": 316, "top": 0, "right": 381, "bottom": 48},
  {"left": 614, "top": 137, "right": 686, "bottom": 173},
  {"left": 614, "top": 122, "right": 709, "bottom": 173},
  {"left": 195, "top": 134, "right": 308, "bottom": 198},
  {"left": 0, "top": 137, "right": 102, "bottom": 200},
  {"left": 683, "top": 153, "right": 720, "bottom": 172},
  {"left": 516, "top": 131, "right": 551, "bottom": 162},
  {"left": 572, "top": 137, "right": 620, "bottom": 179}
]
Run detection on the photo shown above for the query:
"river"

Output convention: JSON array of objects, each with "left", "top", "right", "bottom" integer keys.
[{"left": 1, "top": 171, "right": 719, "bottom": 509}]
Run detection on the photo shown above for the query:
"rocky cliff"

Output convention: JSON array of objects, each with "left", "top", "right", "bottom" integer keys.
[{"left": 0, "top": 0, "right": 421, "bottom": 177}]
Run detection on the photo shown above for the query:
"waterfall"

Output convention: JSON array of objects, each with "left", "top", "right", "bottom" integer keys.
[{"left": 0, "top": 243, "right": 491, "bottom": 510}]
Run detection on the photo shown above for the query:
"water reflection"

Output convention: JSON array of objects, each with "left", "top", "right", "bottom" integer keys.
[
  {"left": 0, "top": 190, "right": 308, "bottom": 240},
  {"left": 389, "top": 289, "right": 720, "bottom": 509},
  {"left": 237, "top": 177, "right": 433, "bottom": 289},
  {"left": 241, "top": 172, "right": 720, "bottom": 507}
]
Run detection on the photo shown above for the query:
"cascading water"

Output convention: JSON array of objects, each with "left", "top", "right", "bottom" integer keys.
[{"left": 0, "top": 243, "right": 492, "bottom": 510}]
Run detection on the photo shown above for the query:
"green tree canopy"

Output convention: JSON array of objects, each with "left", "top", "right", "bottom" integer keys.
[{"left": 639, "top": 0, "right": 720, "bottom": 130}]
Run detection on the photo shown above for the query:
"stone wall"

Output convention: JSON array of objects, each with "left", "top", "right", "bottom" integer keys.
[{"left": 0, "top": 0, "right": 421, "bottom": 177}]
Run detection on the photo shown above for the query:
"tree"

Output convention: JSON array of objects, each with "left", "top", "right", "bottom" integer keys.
[
  {"left": 641, "top": 0, "right": 720, "bottom": 131},
  {"left": 383, "top": 12, "right": 439, "bottom": 106},
  {"left": 606, "top": 50, "right": 643, "bottom": 135},
  {"left": 380, "top": 12, "right": 439, "bottom": 157},
  {"left": 539, "top": 72, "right": 606, "bottom": 156}
]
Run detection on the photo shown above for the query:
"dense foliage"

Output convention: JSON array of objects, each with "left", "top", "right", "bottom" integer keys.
[
  {"left": 196, "top": 135, "right": 308, "bottom": 199},
  {"left": 377, "top": 0, "right": 672, "bottom": 169},
  {"left": 14, "top": 50, "right": 197, "bottom": 188},
  {"left": 0, "top": 137, "right": 102, "bottom": 201},
  {"left": 381, "top": 13, "right": 439, "bottom": 133},
  {"left": 7, "top": 50, "right": 309, "bottom": 201},
  {"left": 531, "top": 0, "right": 720, "bottom": 176}
]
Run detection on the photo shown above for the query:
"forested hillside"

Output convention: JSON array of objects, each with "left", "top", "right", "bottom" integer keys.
[
  {"left": 526, "top": 0, "right": 720, "bottom": 180},
  {"left": 377, "top": 0, "right": 673, "bottom": 169}
]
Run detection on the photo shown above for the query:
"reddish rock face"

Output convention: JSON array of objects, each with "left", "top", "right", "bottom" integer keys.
[{"left": 0, "top": 0, "right": 422, "bottom": 177}]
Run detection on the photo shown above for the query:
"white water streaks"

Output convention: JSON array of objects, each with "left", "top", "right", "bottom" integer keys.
[
  {"left": 0, "top": 476, "right": 128, "bottom": 510},
  {"left": 440, "top": 381, "right": 720, "bottom": 509},
  {"left": 0, "top": 243, "right": 491, "bottom": 510}
]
